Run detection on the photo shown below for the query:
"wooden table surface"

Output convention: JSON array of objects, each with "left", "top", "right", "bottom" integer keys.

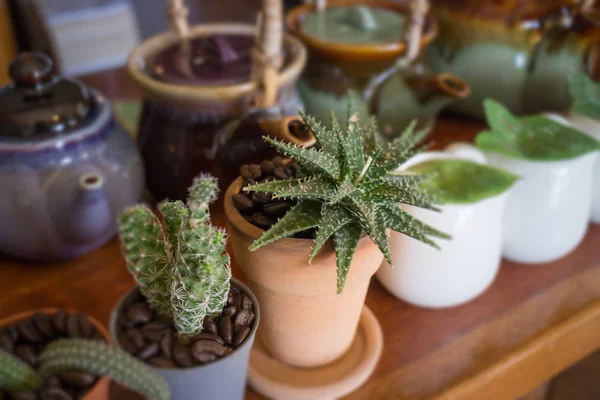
[{"left": 1, "top": 68, "right": 599, "bottom": 400}]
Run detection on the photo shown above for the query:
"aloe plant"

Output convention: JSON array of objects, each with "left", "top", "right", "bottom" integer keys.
[
  {"left": 0, "top": 340, "right": 169, "bottom": 400},
  {"left": 245, "top": 102, "right": 449, "bottom": 293},
  {"left": 119, "top": 175, "right": 231, "bottom": 339}
]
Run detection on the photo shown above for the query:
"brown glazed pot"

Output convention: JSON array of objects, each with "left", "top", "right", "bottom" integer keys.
[
  {"left": 0, "top": 309, "right": 110, "bottom": 400},
  {"left": 224, "top": 178, "right": 383, "bottom": 368}
]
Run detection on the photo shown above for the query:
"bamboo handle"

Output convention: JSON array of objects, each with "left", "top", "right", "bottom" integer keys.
[
  {"left": 168, "top": 0, "right": 190, "bottom": 40},
  {"left": 401, "top": 0, "right": 430, "bottom": 65}
]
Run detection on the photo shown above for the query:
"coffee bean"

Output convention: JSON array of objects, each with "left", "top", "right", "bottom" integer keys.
[
  {"left": 248, "top": 164, "right": 262, "bottom": 179},
  {"left": 118, "top": 332, "right": 138, "bottom": 354},
  {"left": 45, "top": 376, "right": 60, "bottom": 388},
  {"left": 119, "top": 314, "right": 135, "bottom": 329},
  {"left": 233, "top": 326, "right": 251, "bottom": 347},
  {"left": 241, "top": 295, "right": 253, "bottom": 311},
  {"left": 159, "top": 330, "right": 172, "bottom": 358},
  {"left": 252, "top": 212, "right": 272, "bottom": 229},
  {"left": 232, "top": 194, "right": 254, "bottom": 211},
  {"left": 203, "top": 318, "right": 218, "bottom": 335},
  {"left": 273, "top": 156, "right": 284, "bottom": 167},
  {"left": 260, "top": 160, "right": 275, "bottom": 175},
  {"left": 149, "top": 356, "right": 176, "bottom": 368},
  {"left": 242, "top": 214, "right": 254, "bottom": 224},
  {"left": 218, "top": 316, "right": 233, "bottom": 345},
  {"left": 192, "top": 339, "right": 226, "bottom": 357},
  {"left": 40, "top": 387, "right": 73, "bottom": 400},
  {"left": 222, "top": 306, "right": 237, "bottom": 316},
  {"left": 18, "top": 320, "right": 42, "bottom": 343},
  {"left": 248, "top": 313, "right": 256, "bottom": 327},
  {"left": 192, "top": 351, "right": 216, "bottom": 364},
  {"left": 32, "top": 313, "right": 55, "bottom": 339},
  {"left": 240, "top": 165, "right": 252, "bottom": 179},
  {"left": 15, "top": 345, "right": 37, "bottom": 366},
  {"left": 12, "top": 392, "right": 37, "bottom": 400},
  {"left": 59, "top": 371, "right": 95, "bottom": 389},
  {"left": 274, "top": 167, "right": 288, "bottom": 180},
  {"left": 3, "top": 325, "right": 19, "bottom": 342},
  {"left": 141, "top": 322, "right": 169, "bottom": 342},
  {"left": 53, "top": 309, "right": 69, "bottom": 333},
  {"left": 251, "top": 191, "right": 271, "bottom": 205},
  {"left": 0, "top": 333, "right": 13, "bottom": 352},
  {"left": 233, "top": 310, "right": 250, "bottom": 331},
  {"left": 285, "top": 162, "right": 299, "bottom": 177},
  {"left": 172, "top": 343, "right": 194, "bottom": 367},
  {"left": 263, "top": 201, "right": 292, "bottom": 217},
  {"left": 66, "top": 314, "right": 81, "bottom": 339},
  {"left": 126, "top": 303, "right": 153, "bottom": 326},
  {"left": 138, "top": 342, "right": 160, "bottom": 360},
  {"left": 233, "top": 292, "right": 243, "bottom": 310},
  {"left": 75, "top": 313, "right": 93, "bottom": 338},
  {"left": 193, "top": 333, "right": 223, "bottom": 345},
  {"left": 227, "top": 291, "right": 235, "bottom": 306},
  {"left": 243, "top": 178, "right": 257, "bottom": 188},
  {"left": 124, "top": 328, "right": 145, "bottom": 350}
]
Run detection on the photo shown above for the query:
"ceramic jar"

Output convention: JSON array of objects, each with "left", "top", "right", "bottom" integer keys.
[
  {"left": 428, "top": 0, "right": 600, "bottom": 118},
  {"left": 0, "top": 53, "right": 144, "bottom": 261},
  {"left": 287, "top": 0, "right": 469, "bottom": 136},
  {"left": 376, "top": 144, "right": 513, "bottom": 308},
  {"left": 129, "top": 24, "right": 307, "bottom": 201},
  {"left": 110, "top": 279, "right": 259, "bottom": 400},
  {"left": 485, "top": 150, "right": 598, "bottom": 264}
]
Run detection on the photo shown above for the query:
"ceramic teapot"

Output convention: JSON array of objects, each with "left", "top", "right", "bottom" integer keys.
[
  {"left": 0, "top": 53, "right": 144, "bottom": 261},
  {"left": 286, "top": 0, "right": 469, "bottom": 136},
  {"left": 427, "top": 0, "right": 600, "bottom": 118}
]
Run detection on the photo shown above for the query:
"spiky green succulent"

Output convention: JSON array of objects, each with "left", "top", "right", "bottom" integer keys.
[
  {"left": 119, "top": 175, "right": 231, "bottom": 339},
  {"left": 245, "top": 102, "right": 450, "bottom": 293},
  {"left": 570, "top": 73, "right": 600, "bottom": 120},
  {"left": 0, "top": 340, "right": 169, "bottom": 400}
]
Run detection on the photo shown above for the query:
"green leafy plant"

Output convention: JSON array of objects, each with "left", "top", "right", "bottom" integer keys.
[
  {"left": 570, "top": 73, "right": 600, "bottom": 120},
  {"left": 477, "top": 99, "right": 600, "bottom": 161},
  {"left": 119, "top": 175, "right": 231, "bottom": 340},
  {"left": 245, "top": 103, "right": 450, "bottom": 293},
  {"left": 0, "top": 339, "right": 169, "bottom": 400}
]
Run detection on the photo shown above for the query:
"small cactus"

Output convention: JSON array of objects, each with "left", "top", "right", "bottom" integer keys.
[
  {"left": 39, "top": 339, "right": 170, "bottom": 400},
  {"left": 119, "top": 175, "right": 231, "bottom": 339},
  {"left": 0, "top": 348, "right": 42, "bottom": 393}
]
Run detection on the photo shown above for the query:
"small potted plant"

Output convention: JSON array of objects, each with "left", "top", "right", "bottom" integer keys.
[
  {"left": 477, "top": 99, "right": 600, "bottom": 264},
  {"left": 376, "top": 143, "right": 519, "bottom": 308},
  {"left": 109, "top": 175, "right": 259, "bottom": 400},
  {"left": 0, "top": 309, "right": 168, "bottom": 400},
  {"left": 224, "top": 103, "right": 447, "bottom": 397}
]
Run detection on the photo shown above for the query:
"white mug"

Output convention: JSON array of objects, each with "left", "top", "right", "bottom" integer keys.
[{"left": 376, "top": 144, "right": 510, "bottom": 308}]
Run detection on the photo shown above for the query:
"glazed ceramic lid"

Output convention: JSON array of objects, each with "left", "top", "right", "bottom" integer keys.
[
  {"left": 149, "top": 34, "right": 257, "bottom": 86},
  {"left": 0, "top": 52, "right": 95, "bottom": 140}
]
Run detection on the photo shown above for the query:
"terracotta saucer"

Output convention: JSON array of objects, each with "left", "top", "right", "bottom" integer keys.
[{"left": 247, "top": 306, "right": 383, "bottom": 400}]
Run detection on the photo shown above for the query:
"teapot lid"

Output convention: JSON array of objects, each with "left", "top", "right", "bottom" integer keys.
[{"left": 0, "top": 52, "right": 95, "bottom": 140}]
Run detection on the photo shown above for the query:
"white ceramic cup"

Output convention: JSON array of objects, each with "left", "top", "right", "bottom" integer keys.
[
  {"left": 546, "top": 112, "right": 600, "bottom": 224},
  {"left": 376, "top": 143, "right": 509, "bottom": 308},
  {"left": 485, "top": 147, "right": 598, "bottom": 264}
]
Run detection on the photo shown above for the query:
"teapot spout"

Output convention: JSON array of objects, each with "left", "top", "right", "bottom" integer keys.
[{"left": 408, "top": 73, "right": 471, "bottom": 111}]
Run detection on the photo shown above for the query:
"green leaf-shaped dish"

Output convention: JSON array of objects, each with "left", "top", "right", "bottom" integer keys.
[
  {"left": 410, "top": 159, "right": 519, "bottom": 204},
  {"left": 570, "top": 73, "right": 600, "bottom": 120},
  {"left": 477, "top": 99, "right": 600, "bottom": 161}
]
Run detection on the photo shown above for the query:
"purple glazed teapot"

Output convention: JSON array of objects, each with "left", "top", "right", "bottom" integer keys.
[{"left": 0, "top": 52, "right": 144, "bottom": 261}]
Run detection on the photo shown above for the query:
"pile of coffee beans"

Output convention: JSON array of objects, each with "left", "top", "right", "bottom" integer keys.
[
  {"left": 233, "top": 157, "right": 316, "bottom": 239},
  {"left": 118, "top": 284, "right": 256, "bottom": 369},
  {"left": 0, "top": 309, "right": 103, "bottom": 400}
]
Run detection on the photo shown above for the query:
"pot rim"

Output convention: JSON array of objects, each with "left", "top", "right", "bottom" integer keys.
[
  {"left": 127, "top": 23, "right": 307, "bottom": 102},
  {"left": 286, "top": 0, "right": 438, "bottom": 63},
  {"left": 109, "top": 277, "right": 260, "bottom": 373}
]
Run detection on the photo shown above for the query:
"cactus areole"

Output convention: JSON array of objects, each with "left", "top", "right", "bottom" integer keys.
[
  {"left": 119, "top": 175, "right": 232, "bottom": 341},
  {"left": 245, "top": 98, "right": 450, "bottom": 293}
]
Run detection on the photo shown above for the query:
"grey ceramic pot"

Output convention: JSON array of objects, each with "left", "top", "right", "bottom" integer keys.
[{"left": 109, "top": 278, "right": 259, "bottom": 400}]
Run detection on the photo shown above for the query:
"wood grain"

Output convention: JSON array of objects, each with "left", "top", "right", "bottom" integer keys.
[{"left": 1, "top": 67, "right": 598, "bottom": 400}]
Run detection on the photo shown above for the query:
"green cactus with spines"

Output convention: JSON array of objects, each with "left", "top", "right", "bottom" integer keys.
[
  {"left": 119, "top": 174, "right": 231, "bottom": 340},
  {"left": 0, "top": 348, "right": 42, "bottom": 393},
  {"left": 246, "top": 99, "right": 450, "bottom": 293},
  {"left": 39, "top": 339, "right": 169, "bottom": 400}
]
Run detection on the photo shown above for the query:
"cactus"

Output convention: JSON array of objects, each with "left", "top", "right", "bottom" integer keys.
[
  {"left": 0, "top": 348, "right": 42, "bottom": 393},
  {"left": 246, "top": 98, "right": 450, "bottom": 293},
  {"left": 119, "top": 175, "right": 231, "bottom": 339},
  {"left": 39, "top": 339, "right": 169, "bottom": 400}
]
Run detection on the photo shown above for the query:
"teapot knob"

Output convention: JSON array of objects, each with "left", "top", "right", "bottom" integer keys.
[{"left": 9, "top": 52, "right": 55, "bottom": 87}]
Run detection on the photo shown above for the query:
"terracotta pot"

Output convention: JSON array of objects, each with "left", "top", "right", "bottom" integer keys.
[
  {"left": 0, "top": 309, "right": 110, "bottom": 400},
  {"left": 224, "top": 177, "right": 383, "bottom": 368}
]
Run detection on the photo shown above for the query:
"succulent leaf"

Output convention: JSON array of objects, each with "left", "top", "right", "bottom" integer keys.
[
  {"left": 570, "top": 73, "right": 600, "bottom": 120},
  {"left": 309, "top": 205, "right": 353, "bottom": 263},
  {"left": 264, "top": 137, "right": 341, "bottom": 180},
  {"left": 334, "top": 223, "right": 363, "bottom": 293},
  {"left": 300, "top": 111, "right": 339, "bottom": 156},
  {"left": 0, "top": 348, "right": 42, "bottom": 393},
  {"left": 246, "top": 177, "right": 335, "bottom": 201},
  {"left": 342, "top": 97, "right": 366, "bottom": 177},
  {"left": 39, "top": 339, "right": 170, "bottom": 400},
  {"left": 380, "top": 204, "right": 450, "bottom": 248}
]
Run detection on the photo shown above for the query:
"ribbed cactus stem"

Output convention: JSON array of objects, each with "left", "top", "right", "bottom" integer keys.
[
  {"left": 0, "top": 349, "right": 42, "bottom": 393},
  {"left": 39, "top": 339, "right": 170, "bottom": 400}
]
